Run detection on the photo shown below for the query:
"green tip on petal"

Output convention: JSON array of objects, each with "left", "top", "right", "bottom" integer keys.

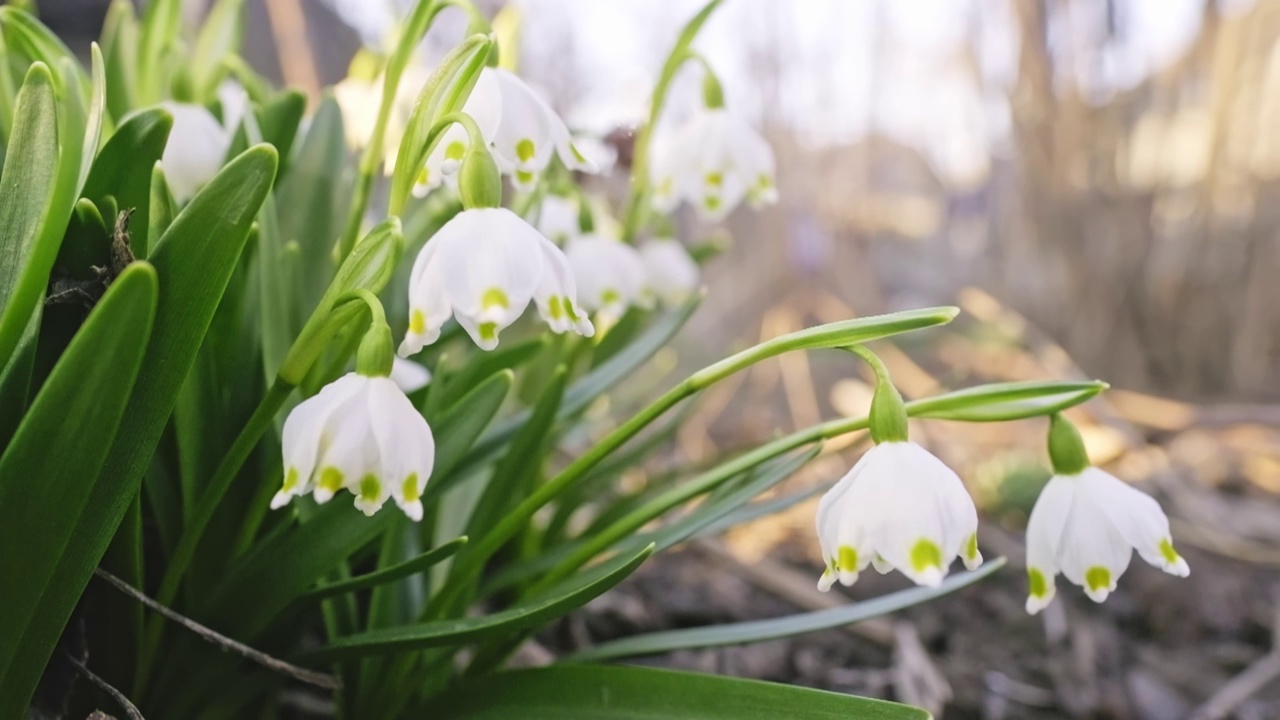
[
  {"left": 964, "top": 533, "right": 979, "bottom": 560},
  {"left": 516, "top": 138, "right": 535, "bottom": 163},
  {"left": 1159, "top": 538, "right": 1180, "bottom": 565},
  {"left": 401, "top": 473, "right": 420, "bottom": 503},
  {"left": 409, "top": 309, "right": 426, "bottom": 335},
  {"left": 909, "top": 538, "right": 943, "bottom": 573},
  {"left": 481, "top": 287, "right": 510, "bottom": 310},
  {"left": 1085, "top": 565, "right": 1111, "bottom": 593},
  {"left": 837, "top": 545, "right": 859, "bottom": 572},
  {"left": 478, "top": 322, "right": 498, "bottom": 342},
  {"left": 319, "top": 468, "right": 344, "bottom": 494},
  {"left": 281, "top": 467, "right": 299, "bottom": 492},
  {"left": 359, "top": 474, "right": 381, "bottom": 502},
  {"left": 1028, "top": 568, "right": 1048, "bottom": 598}
]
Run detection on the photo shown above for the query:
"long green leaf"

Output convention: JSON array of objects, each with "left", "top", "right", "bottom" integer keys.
[
  {"left": 199, "top": 503, "right": 392, "bottom": 640},
  {"left": 568, "top": 559, "right": 1005, "bottom": 663},
  {"left": 908, "top": 380, "right": 1107, "bottom": 422},
  {"left": 430, "top": 665, "right": 928, "bottom": 720},
  {"left": 82, "top": 107, "right": 173, "bottom": 258},
  {"left": 300, "top": 544, "right": 654, "bottom": 663},
  {"left": 191, "top": 0, "right": 245, "bottom": 101},
  {"left": 137, "top": 0, "right": 180, "bottom": 104},
  {"left": 306, "top": 536, "right": 468, "bottom": 601},
  {"left": 0, "top": 63, "right": 59, "bottom": 371},
  {"left": 99, "top": 0, "right": 139, "bottom": 121},
  {"left": 421, "top": 369, "right": 513, "bottom": 501},
  {"left": 0, "top": 263, "right": 158, "bottom": 719}
]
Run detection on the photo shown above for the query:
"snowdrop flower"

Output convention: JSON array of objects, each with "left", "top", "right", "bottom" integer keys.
[
  {"left": 160, "top": 102, "right": 232, "bottom": 201},
  {"left": 272, "top": 372, "right": 435, "bottom": 521},
  {"left": 535, "top": 194, "right": 582, "bottom": 245},
  {"left": 399, "top": 207, "right": 593, "bottom": 354},
  {"left": 650, "top": 108, "right": 777, "bottom": 221},
  {"left": 565, "top": 234, "right": 649, "bottom": 320},
  {"left": 1024, "top": 415, "right": 1188, "bottom": 614},
  {"left": 483, "top": 68, "right": 597, "bottom": 190},
  {"left": 639, "top": 237, "right": 700, "bottom": 305},
  {"left": 816, "top": 441, "right": 982, "bottom": 591},
  {"left": 389, "top": 357, "right": 432, "bottom": 394}
]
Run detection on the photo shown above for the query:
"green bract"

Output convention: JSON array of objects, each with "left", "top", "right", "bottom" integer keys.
[{"left": 0, "top": 2, "right": 1118, "bottom": 719}]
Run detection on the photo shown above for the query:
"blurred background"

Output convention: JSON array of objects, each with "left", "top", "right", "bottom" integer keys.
[{"left": 37, "top": 0, "right": 1280, "bottom": 717}]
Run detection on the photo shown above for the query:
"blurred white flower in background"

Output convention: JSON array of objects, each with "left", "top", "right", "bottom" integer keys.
[
  {"left": 389, "top": 357, "right": 432, "bottom": 394},
  {"left": 535, "top": 194, "right": 582, "bottom": 245},
  {"left": 639, "top": 237, "right": 700, "bottom": 305},
  {"left": 565, "top": 234, "right": 649, "bottom": 321},
  {"left": 650, "top": 107, "right": 776, "bottom": 221},
  {"left": 160, "top": 102, "right": 232, "bottom": 201}
]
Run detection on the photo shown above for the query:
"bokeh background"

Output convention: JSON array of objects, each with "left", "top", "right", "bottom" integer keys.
[{"left": 39, "top": 1, "right": 1280, "bottom": 717}]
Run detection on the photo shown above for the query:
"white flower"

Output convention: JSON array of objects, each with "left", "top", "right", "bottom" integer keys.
[
  {"left": 650, "top": 108, "right": 777, "bottom": 220},
  {"left": 536, "top": 194, "right": 582, "bottom": 245},
  {"left": 815, "top": 441, "right": 981, "bottom": 591},
  {"left": 639, "top": 238, "right": 700, "bottom": 305},
  {"left": 565, "top": 234, "right": 649, "bottom": 320},
  {"left": 1024, "top": 467, "right": 1188, "bottom": 614},
  {"left": 272, "top": 373, "right": 435, "bottom": 521},
  {"left": 484, "top": 68, "right": 597, "bottom": 190},
  {"left": 389, "top": 357, "right": 432, "bottom": 393},
  {"left": 399, "top": 208, "right": 593, "bottom": 354},
  {"left": 160, "top": 102, "right": 232, "bottom": 201}
]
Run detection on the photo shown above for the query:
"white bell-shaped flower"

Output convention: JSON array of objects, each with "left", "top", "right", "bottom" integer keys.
[
  {"left": 565, "top": 234, "right": 649, "bottom": 320},
  {"left": 389, "top": 357, "right": 432, "bottom": 394},
  {"left": 160, "top": 102, "right": 232, "bottom": 201},
  {"left": 639, "top": 238, "right": 700, "bottom": 305},
  {"left": 272, "top": 372, "right": 435, "bottom": 521},
  {"left": 1024, "top": 467, "right": 1189, "bottom": 614},
  {"left": 399, "top": 208, "right": 593, "bottom": 354},
  {"left": 484, "top": 68, "right": 597, "bottom": 190},
  {"left": 650, "top": 108, "right": 777, "bottom": 221},
  {"left": 535, "top": 194, "right": 582, "bottom": 245},
  {"left": 816, "top": 441, "right": 981, "bottom": 591}
]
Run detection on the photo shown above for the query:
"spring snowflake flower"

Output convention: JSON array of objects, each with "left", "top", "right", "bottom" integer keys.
[
  {"left": 399, "top": 208, "right": 593, "bottom": 354},
  {"left": 160, "top": 102, "right": 232, "bottom": 201},
  {"left": 483, "top": 68, "right": 597, "bottom": 190},
  {"left": 639, "top": 237, "right": 700, "bottom": 305},
  {"left": 565, "top": 234, "right": 649, "bottom": 320},
  {"left": 1024, "top": 467, "right": 1189, "bottom": 614},
  {"left": 271, "top": 372, "right": 435, "bottom": 520},
  {"left": 816, "top": 441, "right": 981, "bottom": 590},
  {"left": 650, "top": 108, "right": 777, "bottom": 221},
  {"left": 389, "top": 357, "right": 432, "bottom": 393},
  {"left": 535, "top": 194, "right": 582, "bottom": 245}
]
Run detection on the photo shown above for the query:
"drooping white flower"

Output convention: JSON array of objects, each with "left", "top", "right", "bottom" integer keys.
[
  {"left": 815, "top": 441, "right": 981, "bottom": 591},
  {"left": 565, "top": 234, "right": 649, "bottom": 320},
  {"left": 535, "top": 194, "right": 582, "bottom": 245},
  {"left": 272, "top": 372, "right": 435, "bottom": 521},
  {"left": 389, "top": 357, "right": 432, "bottom": 394},
  {"left": 1024, "top": 467, "right": 1188, "bottom": 614},
  {"left": 639, "top": 238, "right": 700, "bottom": 305},
  {"left": 484, "top": 68, "right": 597, "bottom": 190},
  {"left": 399, "top": 208, "right": 593, "bottom": 354},
  {"left": 650, "top": 108, "right": 777, "bottom": 221},
  {"left": 160, "top": 102, "right": 232, "bottom": 201}
]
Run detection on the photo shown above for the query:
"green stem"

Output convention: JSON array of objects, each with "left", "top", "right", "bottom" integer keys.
[
  {"left": 848, "top": 345, "right": 908, "bottom": 443},
  {"left": 135, "top": 377, "right": 294, "bottom": 696},
  {"left": 621, "top": 0, "right": 726, "bottom": 242}
]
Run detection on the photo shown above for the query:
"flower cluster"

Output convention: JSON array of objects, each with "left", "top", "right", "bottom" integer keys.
[
  {"left": 651, "top": 106, "right": 777, "bottom": 221},
  {"left": 814, "top": 370, "right": 1188, "bottom": 613}
]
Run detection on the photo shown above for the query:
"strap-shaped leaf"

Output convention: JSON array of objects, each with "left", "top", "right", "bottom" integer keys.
[
  {"left": 305, "top": 537, "right": 468, "bottom": 601},
  {"left": 300, "top": 544, "right": 654, "bottom": 663},
  {"left": 82, "top": 107, "right": 173, "bottom": 258},
  {"left": 569, "top": 559, "right": 1006, "bottom": 663},
  {"left": 0, "top": 263, "right": 158, "bottom": 719},
  {"left": 429, "top": 665, "right": 929, "bottom": 719}
]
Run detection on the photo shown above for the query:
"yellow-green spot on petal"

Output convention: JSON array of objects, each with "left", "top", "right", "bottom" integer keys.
[
  {"left": 1159, "top": 538, "right": 1180, "bottom": 565},
  {"left": 445, "top": 140, "right": 466, "bottom": 160},
  {"left": 479, "top": 322, "right": 498, "bottom": 342},
  {"left": 516, "top": 169, "right": 535, "bottom": 185},
  {"left": 481, "top": 287, "right": 509, "bottom": 310},
  {"left": 1028, "top": 568, "right": 1048, "bottom": 598},
  {"left": 837, "top": 545, "right": 858, "bottom": 573},
  {"left": 571, "top": 143, "right": 587, "bottom": 163},
  {"left": 1085, "top": 566, "right": 1111, "bottom": 592},
  {"left": 416, "top": 166, "right": 430, "bottom": 187},
  {"left": 401, "top": 473, "right": 420, "bottom": 503},
  {"left": 705, "top": 171, "right": 724, "bottom": 187},
  {"left": 965, "top": 533, "right": 979, "bottom": 560},
  {"left": 548, "top": 295, "right": 564, "bottom": 320},
  {"left": 409, "top": 309, "right": 426, "bottom": 335},
  {"left": 516, "top": 138, "right": 536, "bottom": 163},
  {"left": 564, "top": 298, "right": 580, "bottom": 319},
  {"left": 359, "top": 474, "right": 380, "bottom": 502},
  {"left": 600, "top": 288, "right": 620, "bottom": 306},
  {"left": 319, "top": 467, "right": 344, "bottom": 493},
  {"left": 704, "top": 196, "right": 721, "bottom": 212},
  {"left": 657, "top": 177, "right": 674, "bottom": 196},
  {"left": 756, "top": 174, "right": 773, "bottom": 189},
  {"left": 909, "top": 538, "right": 943, "bottom": 573},
  {"left": 281, "top": 467, "right": 300, "bottom": 492}
]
